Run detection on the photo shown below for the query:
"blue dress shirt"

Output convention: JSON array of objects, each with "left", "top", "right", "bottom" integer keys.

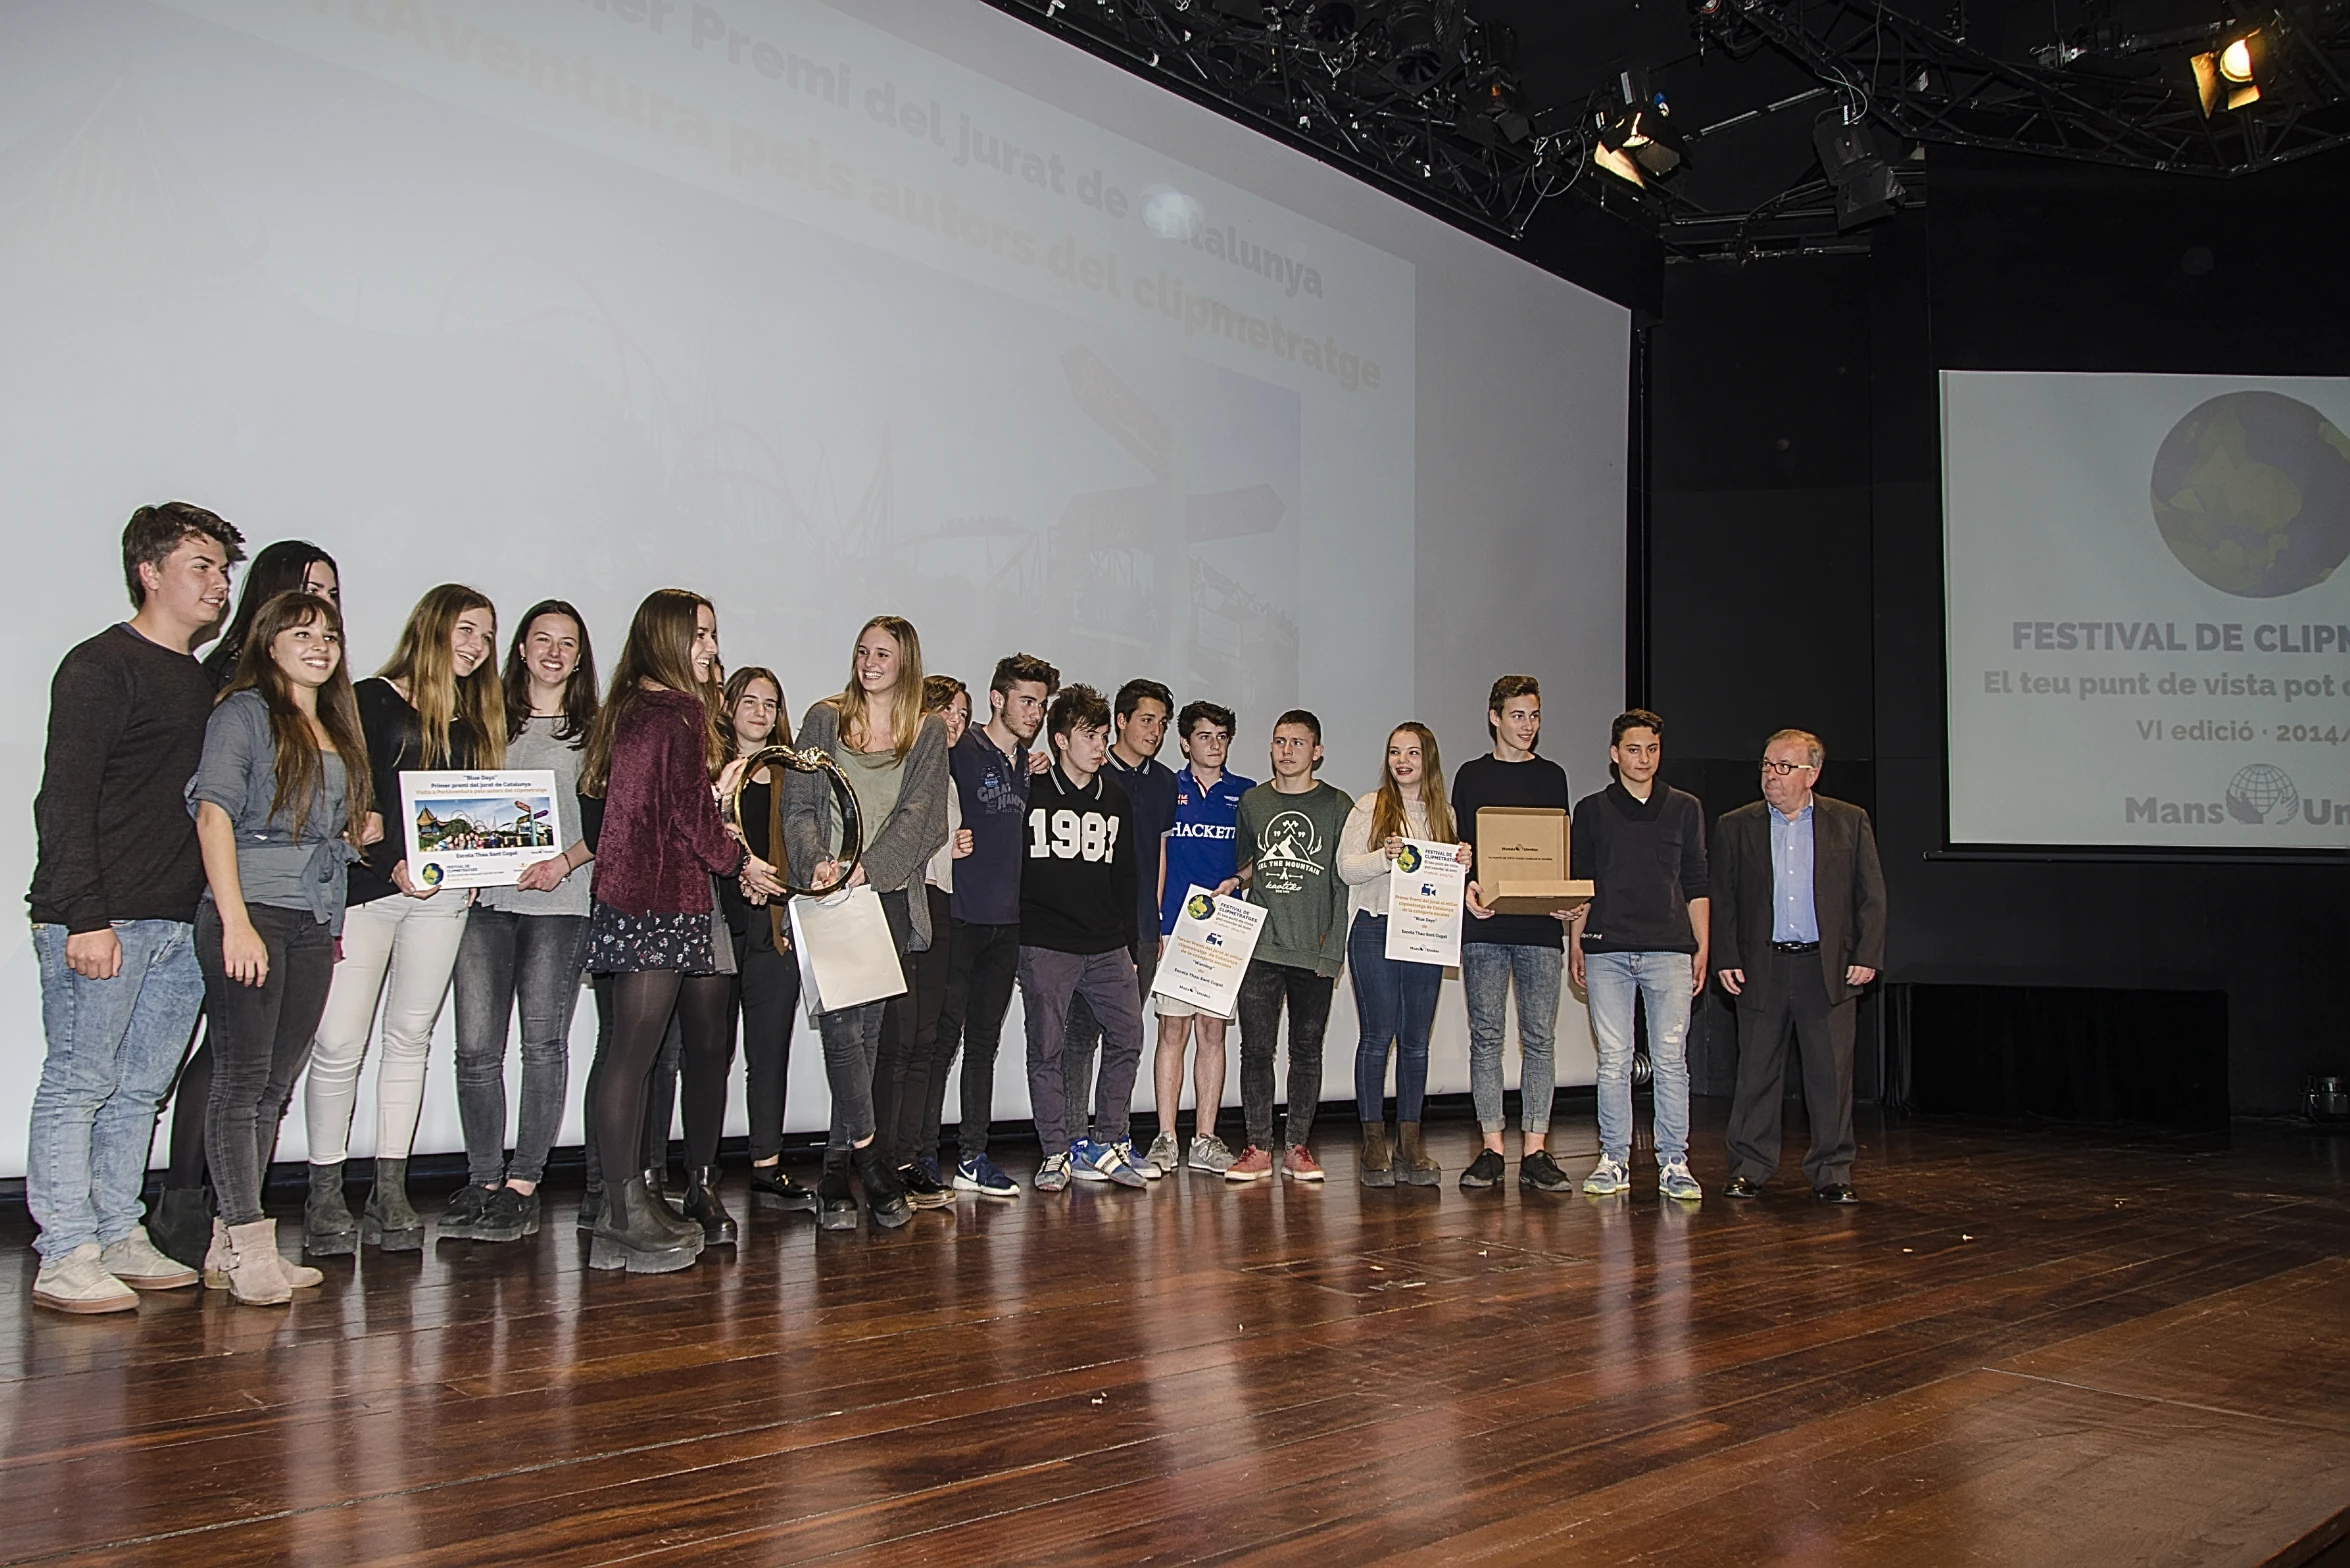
[{"left": 1768, "top": 802, "right": 1820, "bottom": 944}]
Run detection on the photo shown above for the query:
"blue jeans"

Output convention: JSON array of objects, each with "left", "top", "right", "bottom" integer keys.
[
  {"left": 453, "top": 909, "right": 591, "bottom": 1187},
  {"left": 25, "top": 920, "right": 206, "bottom": 1261},
  {"left": 1350, "top": 913, "right": 1442, "bottom": 1124},
  {"left": 1461, "top": 942, "right": 1563, "bottom": 1136},
  {"left": 1584, "top": 949, "right": 1695, "bottom": 1164}
]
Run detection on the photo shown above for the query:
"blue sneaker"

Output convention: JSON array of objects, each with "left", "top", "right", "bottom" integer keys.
[
  {"left": 954, "top": 1153, "right": 1019, "bottom": 1199},
  {"left": 1072, "top": 1138, "right": 1147, "bottom": 1189},
  {"left": 915, "top": 1155, "right": 944, "bottom": 1187},
  {"left": 1035, "top": 1153, "right": 1073, "bottom": 1193}
]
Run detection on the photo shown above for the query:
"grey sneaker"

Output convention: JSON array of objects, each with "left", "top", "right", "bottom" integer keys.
[
  {"left": 1658, "top": 1159, "right": 1704, "bottom": 1201},
  {"left": 1034, "top": 1153, "right": 1073, "bottom": 1193},
  {"left": 32, "top": 1242, "right": 138, "bottom": 1314},
  {"left": 1189, "top": 1133, "right": 1238, "bottom": 1175},
  {"left": 1142, "top": 1131, "right": 1181, "bottom": 1178},
  {"left": 99, "top": 1226, "right": 198, "bottom": 1290},
  {"left": 1581, "top": 1154, "right": 1631, "bottom": 1196}
]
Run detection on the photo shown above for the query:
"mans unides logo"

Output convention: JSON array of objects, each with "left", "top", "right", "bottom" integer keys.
[{"left": 2124, "top": 762, "right": 2301, "bottom": 826}]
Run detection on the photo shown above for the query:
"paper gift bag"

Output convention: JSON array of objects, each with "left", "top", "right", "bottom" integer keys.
[{"left": 788, "top": 886, "right": 908, "bottom": 1017}]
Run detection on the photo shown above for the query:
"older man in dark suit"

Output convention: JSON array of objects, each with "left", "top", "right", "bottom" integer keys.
[{"left": 1712, "top": 729, "right": 1887, "bottom": 1203}]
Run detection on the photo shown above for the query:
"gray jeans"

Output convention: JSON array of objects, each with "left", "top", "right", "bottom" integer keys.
[
  {"left": 1462, "top": 941, "right": 1563, "bottom": 1136},
  {"left": 452, "top": 908, "right": 590, "bottom": 1186},
  {"left": 1019, "top": 946, "right": 1145, "bottom": 1155},
  {"left": 822, "top": 890, "right": 912, "bottom": 1152}
]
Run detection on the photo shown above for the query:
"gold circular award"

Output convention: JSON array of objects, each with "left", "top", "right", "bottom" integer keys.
[{"left": 727, "top": 744, "right": 864, "bottom": 898}]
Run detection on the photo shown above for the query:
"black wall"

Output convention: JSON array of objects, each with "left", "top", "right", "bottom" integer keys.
[{"left": 1642, "top": 147, "right": 2350, "bottom": 1117}]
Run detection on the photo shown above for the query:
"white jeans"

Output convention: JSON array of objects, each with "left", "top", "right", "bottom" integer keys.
[{"left": 304, "top": 892, "right": 471, "bottom": 1164}]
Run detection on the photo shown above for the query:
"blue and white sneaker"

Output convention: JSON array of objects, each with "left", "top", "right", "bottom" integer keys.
[
  {"left": 1072, "top": 1138, "right": 1148, "bottom": 1189},
  {"left": 914, "top": 1155, "right": 944, "bottom": 1187},
  {"left": 1034, "top": 1153, "right": 1073, "bottom": 1193},
  {"left": 1117, "top": 1138, "right": 1166, "bottom": 1182},
  {"left": 954, "top": 1153, "right": 1020, "bottom": 1199}
]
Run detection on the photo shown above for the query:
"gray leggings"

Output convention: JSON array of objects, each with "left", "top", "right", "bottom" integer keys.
[{"left": 198, "top": 902, "right": 336, "bottom": 1227}]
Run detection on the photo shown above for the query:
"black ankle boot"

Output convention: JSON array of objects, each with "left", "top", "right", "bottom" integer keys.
[
  {"left": 576, "top": 1184, "right": 603, "bottom": 1232},
  {"left": 749, "top": 1164, "right": 818, "bottom": 1215},
  {"left": 640, "top": 1168, "right": 702, "bottom": 1245},
  {"left": 816, "top": 1157, "right": 858, "bottom": 1232},
  {"left": 681, "top": 1166, "right": 738, "bottom": 1246},
  {"left": 360, "top": 1157, "right": 424, "bottom": 1250},
  {"left": 587, "top": 1175, "right": 704, "bottom": 1274},
  {"left": 305, "top": 1161, "right": 359, "bottom": 1254},
  {"left": 852, "top": 1143, "right": 911, "bottom": 1230},
  {"left": 152, "top": 1186, "right": 212, "bottom": 1268}
]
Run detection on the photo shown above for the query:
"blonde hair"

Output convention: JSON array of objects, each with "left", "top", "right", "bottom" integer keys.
[
  {"left": 1368, "top": 722, "right": 1455, "bottom": 847},
  {"left": 825, "top": 615, "right": 926, "bottom": 761},
  {"left": 377, "top": 584, "right": 505, "bottom": 768}
]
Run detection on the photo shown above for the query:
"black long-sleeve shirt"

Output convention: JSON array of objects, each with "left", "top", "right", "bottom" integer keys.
[
  {"left": 1571, "top": 782, "right": 1710, "bottom": 954},
  {"left": 1019, "top": 765, "right": 1138, "bottom": 955},
  {"left": 28, "top": 625, "right": 216, "bottom": 932},
  {"left": 1453, "top": 752, "right": 1573, "bottom": 950},
  {"left": 348, "top": 677, "right": 482, "bottom": 908}
]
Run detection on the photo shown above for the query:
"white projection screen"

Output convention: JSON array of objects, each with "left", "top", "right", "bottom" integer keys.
[
  {"left": 1944, "top": 370, "right": 2350, "bottom": 850},
  {"left": 0, "top": 0, "right": 1628, "bottom": 1175}
]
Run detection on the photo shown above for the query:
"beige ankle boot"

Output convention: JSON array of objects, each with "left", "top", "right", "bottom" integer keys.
[
  {"left": 203, "top": 1217, "right": 233, "bottom": 1290},
  {"left": 224, "top": 1219, "right": 293, "bottom": 1306}
]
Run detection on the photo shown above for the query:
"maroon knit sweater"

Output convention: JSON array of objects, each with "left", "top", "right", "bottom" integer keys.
[{"left": 589, "top": 688, "right": 744, "bottom": 916}]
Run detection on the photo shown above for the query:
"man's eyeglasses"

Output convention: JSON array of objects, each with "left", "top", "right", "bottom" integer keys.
[{"left": 1758, "top": 759, "right": 1815, "bottom": 777}]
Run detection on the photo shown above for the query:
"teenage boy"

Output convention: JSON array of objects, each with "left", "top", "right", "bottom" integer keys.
[
  {"left": 1150, "top": 699, "right": 1253, "bottom": 1176},
  {"left": 1224, "top": 711, "right": 1352, "bottom": 1181},
  {"left": 1018, "top": 685, "right": 1149, "bottom": 1192},
  {"left": 1067, "top": 678, "right": 1177, "bottom": 1171},
  {"left": 1456, "top": 674, "right": 1577, "bottom": 1193},
  {"left": 941, "top": 652, "right": 1058, "bottom": 1199},
  {"left": 26, "top": 503, "right": 245, "bottom": 1313},
  {"left": 1569, "top": 710, "right": 1710, "bottom": 1200}
]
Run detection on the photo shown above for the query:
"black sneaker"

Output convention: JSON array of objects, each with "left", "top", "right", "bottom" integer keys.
[
  {"left": 898, "top": 1163, "right": 954, "bottom": 1210},
  {"left": 438, "top": 1183, "right": 494, "bottom": 1241},
  {"left": 1518, "top": 1150, "right": 1573, "bottom": 1193},
  {"left": 576, "top": 1188, "right": 604, "bottom": 1231},
  {"left": 474, "top": 1185, "right": 539, "bottom": 1243},
  {"left": 1458, "top": 1149, "right": 1507, "bottom": 1190}
]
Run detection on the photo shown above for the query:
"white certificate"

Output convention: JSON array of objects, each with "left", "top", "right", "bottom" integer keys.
[
  {"left": 1151, "top": 884, "right": 1267, "bottom": 1018},
  {"left": 399, "top": 770, "right": 562, "bottom": 890},
  {"left": 1385, "top": 839, "right": 1465, "bottom": 966}
]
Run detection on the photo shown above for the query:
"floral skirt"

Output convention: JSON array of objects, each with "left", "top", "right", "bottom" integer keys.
[{"left": 584, "top": 892, "right": 735, "bottom": 977}]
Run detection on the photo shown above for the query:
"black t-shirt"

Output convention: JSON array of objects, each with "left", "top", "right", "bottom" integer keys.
[
  {"left": 1451, "top": 752, "right": 1573, "bottom": 949},
  {"left": 350, "top": 677, "right": 482, "bottom": 907},
  {"left": 1019, "top": 766, "right": 1138, "bottom": 955}
]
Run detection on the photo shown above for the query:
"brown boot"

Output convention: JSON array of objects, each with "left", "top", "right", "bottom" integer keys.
[
  {"left": 1395, "top": 1122, "right": 1441, "bottom": 1187},
  {"left": 1359, "top": 1123, "right": 1395, "bottom": 1188}
]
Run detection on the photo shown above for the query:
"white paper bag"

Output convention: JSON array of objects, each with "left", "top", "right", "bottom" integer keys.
[{"left": 788, "top": 886, "right": 908, "bottom": 1017}]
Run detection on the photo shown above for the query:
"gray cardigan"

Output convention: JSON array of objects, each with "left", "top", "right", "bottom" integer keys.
[{"left": 782, "top": 702, "right": 951, "bottom": 954}]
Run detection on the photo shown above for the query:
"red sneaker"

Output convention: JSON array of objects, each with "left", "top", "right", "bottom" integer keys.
[
  {"left": 1282, "top": 1145, "right": 1326, "bottom": 1182},
  {"left": 1225, "top": 1145, "right": 1275, "bottom": 1181}
]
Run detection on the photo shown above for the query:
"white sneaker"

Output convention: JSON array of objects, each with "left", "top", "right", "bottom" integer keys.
[
  {"left": 1142, "top": 1131, "right": 1180, "bottom": 1178},
  {"left": 1657, "top": 1158, "right": 1704, "bottom": 1201},
  {"left": 1189, "top": 1133, "right": 1238, "bottom": 1175},
  {"left": 1581, "top": 1154, "right": 1631, "bottom": 1196},
  {"left": 99, "top": 1226, "right": 198, "bottom": 1290},
  {"left": 32, "top": 1242, "right": 138, "bottom": 1314}
]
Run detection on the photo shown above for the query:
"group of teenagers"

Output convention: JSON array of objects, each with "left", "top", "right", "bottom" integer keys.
[{"left": 26, "top": 501, "right": 1887, "bottom": 1312}]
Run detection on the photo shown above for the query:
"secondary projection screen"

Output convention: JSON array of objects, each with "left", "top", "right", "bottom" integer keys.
[
  {"left": 0, "top": 0, "right": 1627, "bottom": 1176},
  {"left": 1944, "top": 370, "right": 2350, "bottom": 849}
]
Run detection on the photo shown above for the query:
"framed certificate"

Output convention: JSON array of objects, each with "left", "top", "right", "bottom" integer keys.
[{"left": 398, "top": 770, "right": 562, "bottom": 889}]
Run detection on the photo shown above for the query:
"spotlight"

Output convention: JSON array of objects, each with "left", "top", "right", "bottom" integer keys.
[
  {"left": 2191, "top": 28, "right": 2267, "bottom": 115},
  {"left": 1597, "top": 71, "right": 1687, "bottom": 177},
  {"left": 1813, "top": 111, "right": 1904, "bottom": 227},
  {"left": 1459, "top": 70, "right": 1533, "bottom": 145},
  {"left": 1301, "top": 0, "right": 1363, "bottom": 48},
  {"left": 1591, "top": 136, "right": 1646, "bottom": 187},
  {"left": 1384, "top": 0, "right": 1449, "bottom": 90}
]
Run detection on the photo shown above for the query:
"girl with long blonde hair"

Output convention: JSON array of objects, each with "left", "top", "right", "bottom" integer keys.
[
  {"left": 1336, "top": 722, "right": 1473, "bottom": 1188},
  {"left": 303, "top": 584, "right": 502, "bottom": 1256}
]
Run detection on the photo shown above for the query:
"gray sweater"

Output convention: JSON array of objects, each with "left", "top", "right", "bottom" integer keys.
[{"left": 782, "top": 702, "right": 951, "bottom": 954}]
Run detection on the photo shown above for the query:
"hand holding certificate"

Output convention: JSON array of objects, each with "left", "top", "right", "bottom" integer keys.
[
  {"left": 399, "top": 771, "right": 562, "bottom": 889},
  {"left": 1153, "top": 885, "right": 1268, "bottom": 1018},
  {"left": 1385, "top": 839, "right": 1468, "bottom": 966}
]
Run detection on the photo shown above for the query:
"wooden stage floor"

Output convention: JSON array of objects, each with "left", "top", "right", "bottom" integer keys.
[{"left": 5, "top": 1104, "right": 2349, "bottom": 1567}]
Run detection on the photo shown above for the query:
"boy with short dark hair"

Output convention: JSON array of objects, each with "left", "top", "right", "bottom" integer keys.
[
  {"left": 1018, "top": 685, "right": 1148, "bottom": 1191},
  {"left": 1148, "top": 698, "right": 1252, "bottom": 1175}
]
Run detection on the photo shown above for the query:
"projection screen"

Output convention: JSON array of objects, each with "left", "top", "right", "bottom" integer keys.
[{"left": 0, "top": 0, "right": 1628, "bottom": 1174}]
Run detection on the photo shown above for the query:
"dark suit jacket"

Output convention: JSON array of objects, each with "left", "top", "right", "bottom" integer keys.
[{"left": 1710, "top": 795, "right": 1886, "bottom": 1008}]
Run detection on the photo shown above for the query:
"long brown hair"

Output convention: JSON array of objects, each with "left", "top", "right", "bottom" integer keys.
[
  {"left": 377, "top": 583, "right": 506, "bottom": 768},
  {"left": 722, "top": 665, "right": 792, "bottom": 756},
  {"left": 582, "top": 589, "right": 725, "bottom": 793},
  {"left": 221, "top": 592, "right": 373, "bottom": 845},
  {"left": 1368, "top": 722, "right": 1455, "bottom": 847},
  {"left": 500, "top": 599, "right": 599, "bottom": 744},
  {"left": 820, "top": 614, "right": 925, "bottom": 761}
]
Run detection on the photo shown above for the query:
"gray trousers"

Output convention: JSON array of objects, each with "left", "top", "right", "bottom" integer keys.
[
  {"left": 1724, "top": 954, "right": 1857, "bottom": 1188},
  {"left": 1019, "top": 946, "right": 1145, "bottom": 1156}
]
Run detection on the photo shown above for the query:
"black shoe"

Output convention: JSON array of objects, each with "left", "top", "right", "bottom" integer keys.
[
  {"left": 641, "top": 1168, "right": 703, "bottom": 1245},
  {"left": 362, "top": 1158, "right": 425, "bottom": 1251},
  {"left": 152, "top": 1186, "right": 212, "bottom": 1269},
  {"left": 1458, "top": 1149, "right": 1506, "bottom": 1190},
  {"left": 749, "top": 1165, "right": 818, "bottom": 1214},
  {"left": 439, "top": 1183, "right": 494, "bottom": 1241},
  {"left": 681, "top": 1166, "right": 739, "bottom": 1246},
  {"left": 587, "top": 1175, "right": 705, "bottom": 1274},
  {"left": 898, "top": 1162, "right": 954, "bottom": 1210},
  {"left": 1813, "top": 1182, "right": 1860, "bottom": 1205},
  {"left": 474, "top": 1185, "right": 539, "bottom": 1244},
  {"left": 305, "top": 1161, "right": 359, "bottom": 1256},
  {"left": 1723, "top": 1175, "right": 1764, "bottom": 1200},
  {"left": 853, "top": 1144, "right": 912, "bottom": 1230},
  {"left": 1518, "top": 1150, "right": 1574, "bottom": 1193},
  {"left": 577, "top": 1188, "right": 604, "bottom": 1232},
  {"left": 816, "top": 1165, "right": 859, "bottom": 1231}
]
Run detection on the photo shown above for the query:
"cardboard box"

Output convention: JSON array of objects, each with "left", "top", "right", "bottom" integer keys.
[{"left": 1475, "top": 806, "right": 1593, "bottom": 916}]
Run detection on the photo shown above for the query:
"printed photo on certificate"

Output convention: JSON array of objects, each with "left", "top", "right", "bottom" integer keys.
[
  {"left": 399, "top": 770, "right": 562, "bottom": 890},
  {"left": 1385, "top": 838, "right": 1466, "bottom": 966}
]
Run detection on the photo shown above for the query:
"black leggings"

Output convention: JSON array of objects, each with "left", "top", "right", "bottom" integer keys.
[
  {"left": 593, "top": 970, "right": 734, "bottom": 1192},
  {"left": 163, "top": 1030, "right": 213, "bottom": 1188}
]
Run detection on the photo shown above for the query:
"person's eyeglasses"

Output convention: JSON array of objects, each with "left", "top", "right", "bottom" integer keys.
[{"left": 1758, "top": 759, "right": 1814, "bottom": 777}]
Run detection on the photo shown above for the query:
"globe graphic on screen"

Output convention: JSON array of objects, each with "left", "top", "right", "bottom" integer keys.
[
  {"left": 2225, "top": 763, "right": 2300, "bottom": 825},
  {"left": 2150, "top": 391, "right": 2350, "bottom": 597}
]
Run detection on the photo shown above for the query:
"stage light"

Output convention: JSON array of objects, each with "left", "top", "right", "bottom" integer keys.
[
  {"left": 2221, "top": 36, "right": 2255, "bottom": 80},
  {"left": 1460, "top": 70, "right": 1533, "bottom": 145},
  {"left": 1384, "top": 0, "right": 1449, "bottom": 90},
  {"left": 1301, "top": 0, "right": 1363, "bottom": 47},
  {"left": 1597, "top": 71, "right": 1687, "bottom": 177},
  {"left": 2191, "top": 28, "right": 2266, "bottom": 115},
  {"left": 1813, "top": 111, "right": 1904, "bottom": 228},
  {"left": 1592, "top": 139, "right": 1646, "bottom": 186}
]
